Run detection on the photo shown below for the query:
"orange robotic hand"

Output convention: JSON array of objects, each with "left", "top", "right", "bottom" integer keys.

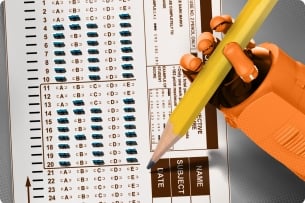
[{"left": 180, "top": 15, "right": 305, "bottom": 181}]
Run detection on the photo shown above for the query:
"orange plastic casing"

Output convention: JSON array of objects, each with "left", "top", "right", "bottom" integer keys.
[{"left": 221, "top": 43, "right": 305, "bottom": 180}]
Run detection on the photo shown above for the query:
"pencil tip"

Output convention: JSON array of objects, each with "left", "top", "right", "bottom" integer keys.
[{"left": 146, "top": 160, "right": 155, "bottom": 169}]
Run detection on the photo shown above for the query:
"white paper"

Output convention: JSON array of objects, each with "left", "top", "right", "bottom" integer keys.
[{"left": 5, "top": 0, "right": 230, "bottom": 202}]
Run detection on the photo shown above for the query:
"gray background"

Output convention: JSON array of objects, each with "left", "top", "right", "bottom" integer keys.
[
  {"left": 0, "top": 3, "right": 12, "bottom": 203},
  {"left": 223, "top": 0, "right": 305, "bottom": 202},
  {"left": 0, "top": 0, "right": 305, "bottom": 202}
]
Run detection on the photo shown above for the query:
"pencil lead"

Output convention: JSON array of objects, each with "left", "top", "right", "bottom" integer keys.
[{"left": 146, "top": 160, "right": 155, "bottom": 169}]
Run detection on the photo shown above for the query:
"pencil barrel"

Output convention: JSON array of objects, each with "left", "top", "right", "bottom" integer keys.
[{"left": 171, "top": 0, "right": 278, "bottom": 135}]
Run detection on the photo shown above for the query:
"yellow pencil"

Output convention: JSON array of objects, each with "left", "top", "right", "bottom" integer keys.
[{"left": 147, "top": 0, "right": 278, "bottom": 169}]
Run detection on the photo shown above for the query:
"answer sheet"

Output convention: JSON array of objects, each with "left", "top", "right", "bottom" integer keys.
[{"left": 5, "top": 0, "right": 230, "bottom": 202}]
